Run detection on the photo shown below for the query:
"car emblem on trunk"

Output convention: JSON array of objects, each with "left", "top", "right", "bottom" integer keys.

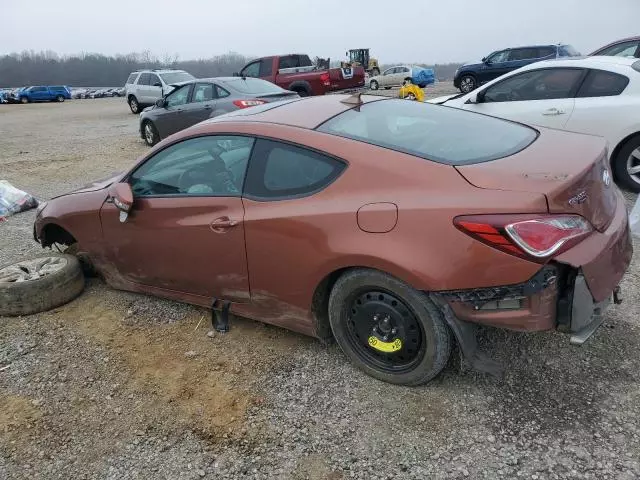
[
  {"left": 568, "top": 191, "right": 588, "bottom": 206},
  {"left": 602, "top": 169, "right": 611, "bottom": 187}
]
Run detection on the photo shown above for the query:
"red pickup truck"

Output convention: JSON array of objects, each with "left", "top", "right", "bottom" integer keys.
[{"left": 238, "top": 54, "right": 365, "bottom": 97}]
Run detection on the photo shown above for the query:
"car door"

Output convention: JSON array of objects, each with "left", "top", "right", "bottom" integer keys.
[
  {"left": 478, "top": 50, "right": 511, "bottom": 84},
  {"left": 153, "top": 84, "right": 193, "bottom": 138},
  {"left": 136, "top": 73, "right": 151, "bottom": 103},
  {"left": 99, "top": 135, "right": 254, "bottom": 302},
  {"left": 147, "top": 73, "right": 163, "bottom": 103},
  {"left": 32, "top": 86, "right": 47, "bottom": 101},
  {"left": 379, "top": 67, "right": 395, "bottom": 87},
  {"left": 180, "top": 82, "right": 216, "bottom": 128},
  {"left": 463, "top": 67, "right": 586, "bottom": 129},
  {"left": 564, "top": 69, "right": 633, "bottom": 150}
]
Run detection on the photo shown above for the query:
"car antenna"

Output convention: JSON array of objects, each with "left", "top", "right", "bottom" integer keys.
[{"left": 340, "top": 92, "right": 363, "bottom": 107}]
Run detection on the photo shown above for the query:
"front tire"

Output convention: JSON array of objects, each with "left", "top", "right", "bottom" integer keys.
[
  {"left": 128, "top": 96, "right": 140, "bottom": 114},
  {"left": 613, "top": 135, "right": 640, "bottom": 193},
  {"left": 328, "top": 269, "right": 452, "bottom": 386},
  {"left": 369, "top": 80, "right": 379, "bottom": 90},
  {"left": 20, "top": 97, "right": 29, "bottom": 104},
  {"left": 142, "top": 120, "right": 160, "bottom": 147},
  {"left": 459, "top": 75, "right": 477, "bottom": 93},
  {"left": 0, "top": 255, "right": 85, "bottom": 317}
]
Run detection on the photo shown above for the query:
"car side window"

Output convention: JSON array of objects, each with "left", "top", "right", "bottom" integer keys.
[
  {"left": 383, "top": 68, "right": 394, "bottom": 75},
  {"left": 483, "top": 68, "right": 585, "bottom": 102},
  {"left": 576, "top": 69, "right": 629, "bottom": 98},
  {"left": 129, "top": 136, "right": 255, "bottom": 197},
  {"left": 259, "top": 58, "right": 273, "bottom": 76},
  {"left": 215, "top": 85, "right": 230, "bottom": 98},
  {"left": 166, "top": 84, "right": 191, "bottom": 108},
  {"left": 192, "top": 83, "right": 214, "bottom": 103},
  {"left": 488, "top": 51, "right": 509, "bottom": 63},
  {"left": 138, "top": 73, "right": 151, "bottom": 85},
  {"left": 597, "top": 41, "right": 640, "bottom": 57},
  {"left": 242, "top": 61, "right": 260, "bottom": 78},
  {"left": 278, "top": 55, "right": 299, "bottom": 69},
  {"left": 244, "top": 139, "right": 346, "bottom": 200},
  {"left": 538, "top": 46, "right": 556, "bottom": 58},
  {"left": 149, "top": 74, "right": 161, "bottom": 87}
]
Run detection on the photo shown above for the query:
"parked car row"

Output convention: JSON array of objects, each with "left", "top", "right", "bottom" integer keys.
[
  {"left": 73, "top": 87, "right": 125, "bottom": 99},
  {"left": 1, "top": 85, "right": 72, "bottom": 103}
]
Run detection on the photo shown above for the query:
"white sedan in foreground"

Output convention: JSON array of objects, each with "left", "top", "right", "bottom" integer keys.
[{"left": 429, "top": 56, "right": 640, "bottom": 192}]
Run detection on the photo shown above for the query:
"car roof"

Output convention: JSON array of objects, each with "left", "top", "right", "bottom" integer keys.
[
  {"left": 592, "top": 36, "right": 640, "bottom": 51},
  {"left": 204, "top": 94, "right": 386, "bottom": 130},
  {"left": 518, "top": 55, "right": 639, "bottom": 70}
]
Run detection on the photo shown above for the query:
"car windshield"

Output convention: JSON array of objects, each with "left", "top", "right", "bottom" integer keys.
[
  {"left": 559, "top": 45, "right": 581, "bottom": 57},
  {"left": 221, "top": 78, "right": 284, "bottom": 94},
  {"left": 159, "top": 72, "right": 195, "bottom": 84},
  {"left": 316, "top": 99, "right": 538, "bottom": 165}
]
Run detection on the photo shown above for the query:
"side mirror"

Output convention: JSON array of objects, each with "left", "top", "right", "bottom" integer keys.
[
  {"left": 155, "top": 98, "right": 166, "bottom": 108},
  {"left": 466, "top": 91, "right": 485, "bottom": 104},
  {"left": 153, "top": 82, "right": 162, "bottom": 87},
  {"left": 110, "top": 182, "right": 133, "bottom": 223}
]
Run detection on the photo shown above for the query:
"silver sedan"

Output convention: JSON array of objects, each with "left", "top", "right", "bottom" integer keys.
[{"left": 139, "top": 77, "right": 299, "bottom": 146}]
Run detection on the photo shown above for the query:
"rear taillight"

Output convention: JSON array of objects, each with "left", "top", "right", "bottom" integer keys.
[
  {"left": 233, "top": 99, "right": 267, "bottom": 109},
  {"left": 320, "top": 72, "right": 330, "bottom": 86},
  {"left": 454, "top": 214, "right": 593, "bottom": 262}
]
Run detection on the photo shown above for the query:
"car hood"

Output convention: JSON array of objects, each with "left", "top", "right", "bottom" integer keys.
[
  {"left": 460, "top": 61, "right": 483, "bottom": 70},
  {"left": 52, "top": 172, "right": 123, "bottom": 199}
]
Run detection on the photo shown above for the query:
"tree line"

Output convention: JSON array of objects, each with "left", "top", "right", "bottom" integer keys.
[{"left": 0, "top": 50, "right": 463, "bottom": 88}]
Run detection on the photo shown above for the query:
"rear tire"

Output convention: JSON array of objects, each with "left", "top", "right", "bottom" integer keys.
[
  {"left": 293, "top": 88, "right": 309, "bottom": 97},
  {"left": 56, "top": 95, "right": 64, "bottom": 102},
  {"left": 328, "top": 269, "right": 452, "bottom": 386},
  {"left": 128, "top": 96, "right": 140, "bottom": 114},
  {"left": 612, "top": 135, "right": 640, "bottom": 193},
  {"left": 369, "top": 80, "right": 379, "bottom": 90}
]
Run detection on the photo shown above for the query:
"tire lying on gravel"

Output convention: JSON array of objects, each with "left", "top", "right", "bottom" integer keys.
[
  {"left": 328, "top": 268, "right": 452, "bottom": 386},
  {"left": 0, "top": 254, "right": 85, "bottom": 317}
]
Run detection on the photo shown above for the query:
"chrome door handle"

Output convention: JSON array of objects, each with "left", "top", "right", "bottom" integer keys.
[
  {"left": 210, "top": 217, "right": 239, "bottom": 232},
  {"left": 542, "top": 108, "right": 565, "bottom": 116}
]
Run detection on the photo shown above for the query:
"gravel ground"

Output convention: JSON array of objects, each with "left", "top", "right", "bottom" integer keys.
[{"left": 1, "top": 93, "right": 640, "bottom": 480}]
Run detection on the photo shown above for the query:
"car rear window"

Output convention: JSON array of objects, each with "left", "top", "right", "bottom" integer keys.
[
  {"left": 159, "top": 72, "right": 195, "bottom": 85},
  {"left": 126, "top": 73, "right": 138, "bottom": 84},
  {"left": 221, "top": 78, "right": 284, "bottom": 94},
  {"left": 316, "top": 99, "right": 538, "bottom": 165}
]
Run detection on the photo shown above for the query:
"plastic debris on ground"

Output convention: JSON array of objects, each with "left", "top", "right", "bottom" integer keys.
[
  {"left": 0, "top": 180, "right": 39, "bottom": 222},
  {"left": 630, "top": 195, "right": 640, "bottom": 238},
  {"left": 411, "top": 67, "right": 435, "bottom": 87},
  {"left": 399, "top": 84, "right": 425, "bottom": 102}
]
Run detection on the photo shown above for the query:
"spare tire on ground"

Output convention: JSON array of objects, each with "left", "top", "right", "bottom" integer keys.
[{"left": 0, "top": 254, "right": 85, "bottom": 317}]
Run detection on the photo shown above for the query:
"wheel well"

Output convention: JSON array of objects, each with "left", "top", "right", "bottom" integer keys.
[
  {"left": 311, "top": 268, "right": 353, "bottom": 343},
  {"left": 610, "top": 132, "right": 640, "bottom": 177},
  {"left": 128, "top": 94, "right": 137, "bottom": 101},
  {"left": 40, "top": 224, "right": 76, "bottom": 248}
]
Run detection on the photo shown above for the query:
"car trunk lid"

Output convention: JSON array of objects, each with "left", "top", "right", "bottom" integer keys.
[{"left": 454, "top": 129, "right": 617, "bottom": 232}]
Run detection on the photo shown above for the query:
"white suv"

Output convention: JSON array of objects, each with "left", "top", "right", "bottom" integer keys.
[{"left": 124, "top": 69, "right": 195, "bottom": 113}]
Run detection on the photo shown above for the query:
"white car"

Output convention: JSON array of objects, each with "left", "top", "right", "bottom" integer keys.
[
  {"left": 124, "top": 69, "right": 195, "bottom": 114},
  {"left": 369, "top": 65, "right": 427, "bottom": 90},
  {"left": 429, "top": 56, "right": 640, "bottom": 192}
]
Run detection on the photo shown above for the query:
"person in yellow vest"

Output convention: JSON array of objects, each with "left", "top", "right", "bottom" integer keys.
[{"left": 398, "top": 80, "right": 425, "bottom": 102}]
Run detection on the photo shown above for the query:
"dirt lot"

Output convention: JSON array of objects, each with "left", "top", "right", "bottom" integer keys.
[{"left": 1, "top": 92, "right": 640, "bottom": 480}]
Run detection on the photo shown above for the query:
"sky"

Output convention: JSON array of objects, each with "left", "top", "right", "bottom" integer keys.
[{"left": 1, "top": 0, "right": 638, "bottom": 64}]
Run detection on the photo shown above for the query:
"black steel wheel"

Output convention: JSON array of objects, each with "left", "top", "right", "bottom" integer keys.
[
  {"left": 329, "top": 269, "right": 452, "bottom": 386},
  {"left": 345, "top": 290, "right": 425, "bottom": 373}
]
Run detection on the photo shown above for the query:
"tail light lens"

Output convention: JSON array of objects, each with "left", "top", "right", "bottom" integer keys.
[
  {"left": 454, "top": 214, "right": 593, "bottom": 262},
  {"left": 233, "top": 99, "right": 267, "bottom": 109},
  {"left": 320, "top": 72, "right": 330, "bottom": 86}
]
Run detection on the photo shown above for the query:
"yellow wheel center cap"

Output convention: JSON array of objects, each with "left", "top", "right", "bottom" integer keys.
[{"left": 368, "top": 336, "right": 403, "bottom": 353}]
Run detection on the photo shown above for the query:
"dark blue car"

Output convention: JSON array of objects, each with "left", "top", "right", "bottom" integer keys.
[{"left": 453, "top": 44, "right": 581, "bottom": 93}]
